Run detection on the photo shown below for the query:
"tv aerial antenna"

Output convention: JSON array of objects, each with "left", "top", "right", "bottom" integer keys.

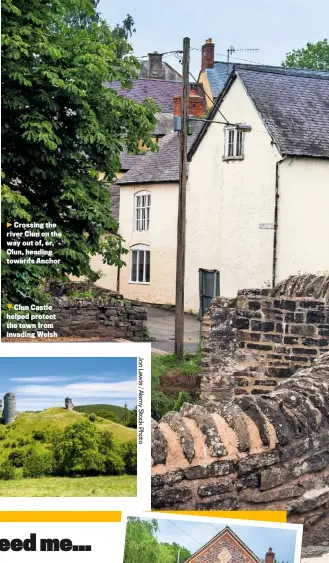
[{"left": 226, "top": 46, "right": 260, "bottom": 72}]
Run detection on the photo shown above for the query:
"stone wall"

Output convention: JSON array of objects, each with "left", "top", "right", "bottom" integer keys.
[
  {"left": 151, "top": 351, "right": 329, "bottom": 542},
  {"left": 201, "top": 275, "right": 329, "bottom": 396},
  {"left": 47, "top": 282, "right": 147, "bottom": 340}
]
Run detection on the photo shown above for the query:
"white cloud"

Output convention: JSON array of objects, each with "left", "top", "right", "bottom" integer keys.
[
  {"left": 15, "top": 380, "right": 137, "bottom": 399},
  {"left": 9, "top": 376, "right": 70, "bottom": 383}
]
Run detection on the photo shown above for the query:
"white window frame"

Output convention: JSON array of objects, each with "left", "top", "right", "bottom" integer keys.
[
  {"left": 223, "top": 127, "right": 245, "bottom": 160},
  {"left": 134, "top": 190, "right": 151, "bottom": 231},
  {"left": 130, "top": 244, "right": 150, "bottom": 284}
]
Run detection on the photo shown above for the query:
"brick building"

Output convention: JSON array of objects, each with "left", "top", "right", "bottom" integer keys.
[{"left": 185, "top": 526, "right": 272, "bottom": 563}]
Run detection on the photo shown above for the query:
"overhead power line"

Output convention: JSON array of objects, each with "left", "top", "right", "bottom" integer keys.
[{"left": 168, "top": 520, "right": 204, "bottom": 547}]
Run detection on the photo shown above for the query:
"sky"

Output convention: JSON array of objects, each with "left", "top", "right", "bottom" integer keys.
[
  {"left": 0, "top": 357, "right": 137, "bottom": 411},
  {"left": 98, "top": 0, "right": 328, "bottom": 76},
  {"left": 138, "top": 518, "right": 297, "bottom": 562}
]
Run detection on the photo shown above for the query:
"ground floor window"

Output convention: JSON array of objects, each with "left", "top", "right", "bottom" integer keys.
[{"left": 130, "top": 248, "right": 150, "bottom": 283}]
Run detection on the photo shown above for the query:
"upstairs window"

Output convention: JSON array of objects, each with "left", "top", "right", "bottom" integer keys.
[
  {"left": 224, "top": 127, "right": 244, "bottom": 159},
  {"left": 130, "top": 245, "right": 150, "bottom": 284},
  {"left": 135, "top": 191, "right": 151, "bottom": 231}
]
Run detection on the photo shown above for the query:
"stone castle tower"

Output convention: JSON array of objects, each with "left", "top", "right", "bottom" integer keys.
[
  {"left": 65, "top": 397, "right": 73, "bottom": 411},
  {"left": 3, "top": 392, "right": 16, "bottom": 424}
]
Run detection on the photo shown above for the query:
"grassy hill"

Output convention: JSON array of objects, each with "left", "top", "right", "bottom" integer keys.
[
  {"left": 0, "top": 407, "right": 136, "bottom": 464},
  {"left": 74, "top": 404, "right": 135, "bottom": 425}
]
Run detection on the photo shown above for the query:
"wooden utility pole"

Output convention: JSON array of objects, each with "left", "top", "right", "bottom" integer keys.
[{"left": 175, "top": 37, "right": 190, "bottom": 360}]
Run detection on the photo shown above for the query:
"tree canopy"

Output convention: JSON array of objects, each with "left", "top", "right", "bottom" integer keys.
[
  {"left": 1, "top": 0, "right": 157, "bottom": 309},
  {"left": 123, "top": 518, "right": 191, "bottom": 563},
  {"left": 282, "top": 39, "right": 329, "bottom": 70}
]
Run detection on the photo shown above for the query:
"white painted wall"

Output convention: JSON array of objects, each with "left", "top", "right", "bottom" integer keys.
[
  {"left": 117, "top": 183, "right": 178, "bottom": 304},
  {"left": 185, "top": 77, "right": 281, "bottom": 310},
  {"left": 276, "top": 157, "right": 329, "bottom": 281}
]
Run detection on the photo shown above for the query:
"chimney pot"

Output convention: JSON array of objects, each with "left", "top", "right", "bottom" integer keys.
[
  {"left": 265, "top": 548, "right": 275, "bottom": 563},
  {"left": 173, "top": 90, "right": 204, "bottom": 118},
  {"left": 148, "top": 52, "right": 165, "bottom": 79},
  {"left": 201, "top": 38, "right": 214, "bottom": 72}
]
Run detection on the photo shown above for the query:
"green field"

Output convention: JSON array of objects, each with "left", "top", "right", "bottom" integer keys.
[
  {"left": 0, "top": 406, "right": 136, "bottom": 463},
  {"left": 0, "top": 407, "right": 137, "bottom": 496},
  {"left": 0, "top": 475, "right": 137, "bottom": 497}
]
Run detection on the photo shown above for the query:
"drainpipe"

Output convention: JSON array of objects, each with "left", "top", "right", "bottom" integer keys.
[
  {"left": 272, "top": 157, "right": 286, "bottom": 287},
  {"left": 116, "top": 237, "right": 121, "bottom": 293}
]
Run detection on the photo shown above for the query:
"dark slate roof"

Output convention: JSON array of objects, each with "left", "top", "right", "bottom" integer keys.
[
  {"left": 119, "top": 151, "right": 145, "bottom": 172},
  {"left": 206, "top": 61, "right": 234, "bottom": 97},
  {"left": 235, "top": 65, "right": 329, "bottom": 158},
  {"left": 117, "top": 121, "right": 203, "bottom": 185},
  {"left": 106, "top": 79, "right": 182, "bottom": 113},
  {"left": 109, "top": 183, "right": 120, "bottom": 221},
  {"left": 153, "top": 112, "right": 174, "bottom": 135},
  {"left": 119, "top": 113, "right": 173, "bottom": 172},
  {"left": 191, "top": 64, "right": 329, "bottom": 159}
]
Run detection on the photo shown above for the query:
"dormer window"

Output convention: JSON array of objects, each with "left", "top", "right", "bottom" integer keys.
[
  {"left": 135, "top": 191, "right": 151, "bottom": 231},
  {"left": 224, "top": 127, "right": 244, "bottom": 160}
]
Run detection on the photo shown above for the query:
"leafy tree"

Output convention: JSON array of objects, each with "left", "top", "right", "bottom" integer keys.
[
  {"left": 22, "top": 449, "right": 54, "bottom": 477},
  {"left": 8, "top": 448, "right": 25, "bottom": 467},
  {"left": 0, "top": 461, "right": 16, "bottom": 480},
  {"left": 282, "top": 39, "right": 329, "bottom": 70},
  {"left": 1, "top": 0, "right": 157, "bottom": 310},
  {"left": 123, "top": 518, "right": 191, "bottom": 563},
  {"left": 52, "top": 419, "right": 107, "bottom": 475},
  {"left": 122, "top": 441, "right": 137, "bottom": 474},
  {"left": 51, "top": 419, "right": 127, "bottom": 476},
  {"left": 124, "top": 518, "right": 162, "bottom": 563},
  {"left": 160, "top": 542, "right": 191, "bottom": 562}
]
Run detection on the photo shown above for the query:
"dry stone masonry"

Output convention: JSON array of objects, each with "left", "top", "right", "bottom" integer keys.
[
  {"left": 152, "top": 276, "right": 329, "bottom": 545},
  {"left": 46, "top": 282, "right": 148, "bottom": 340},
  {"left": 201, "top": 275, "right": 329, "bottom": 399},
  {"left": 152, "top": 352, "right": 329, "bottom": 525}
]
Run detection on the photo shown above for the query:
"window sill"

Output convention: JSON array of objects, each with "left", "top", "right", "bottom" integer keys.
[
  {"left": 129, "top": 281, "right": 150, "bottom": 285},
  {"left": 222, "top": 156, "right": 244, "bottom": 161}
]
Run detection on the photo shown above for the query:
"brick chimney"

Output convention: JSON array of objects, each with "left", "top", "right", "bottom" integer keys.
[
  {"left": 201, "top": 38, "right": 215, "bottom": 72},
  {"left": 148, "top": 52, "right": 165, "bottom": 79},
  {"left": 265, "top": 548, "right": 275, "bottom": 563},
  {"left": 173, "top": 88, "right": 204, "bottom": 118}
]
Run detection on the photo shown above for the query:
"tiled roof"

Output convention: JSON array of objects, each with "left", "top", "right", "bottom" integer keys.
[
  {"left": 106, "top": 79, "right": 182, "bottom": 113},
  {"left": 119, "top": 113, "right": 173, "bottom": 172},
  {"left": 236, "top": 65, "right": 329, "bottom": 158},
  {"left": 117, "top": 121, "right": 203, "bottom": 185},
  {"left": 206, "top": 61, "right": 234, "bottom": 97},
  {"left": 109, "top": 183, "right": 120, "bottom": 221}
]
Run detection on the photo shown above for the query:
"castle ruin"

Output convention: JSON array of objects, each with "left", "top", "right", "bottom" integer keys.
[
  {"left": 1, "top": 392, "right": 16, "bottom": 424},
  {"left": 65, "top": 397, "right": 74, "bottom": 411}
]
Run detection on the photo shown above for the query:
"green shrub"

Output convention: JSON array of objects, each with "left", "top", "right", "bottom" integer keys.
[
  {"left": 17, "top": 437, "right": 29, "bottom": 447},
  {"left": 0, "top": 461, "right": 16, "bottom": 480},
  {"left": 105, "top": 450, "right": 125, "bottom": 475},
  {"left": 122, "top": 442, "right": 137, "bottom": 475},
  {"left": 32, "top": 430, "right": 49, "bottom": 442},
  {"left": 8, "top": 449, "right": 25, "bottom": 468},
  {"left": 23, "top": 450, "right": 54, "bottom": 478},
  {"left": 11, "top": 442, "right": 17, "bottom": 448},
  {"left": 0, "top": 428, "right": 6, "bottom": 441},
  {"left": 88, "top": 413, "right": 96, "bottom": 422}
]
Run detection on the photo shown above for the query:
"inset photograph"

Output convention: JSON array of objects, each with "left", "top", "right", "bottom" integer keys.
[
  {"left": 123, "top": 514, "right": 303, "bottom": 563},
  {"left": 0, "top": 356, "right": 137, "bottom": 497}
]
